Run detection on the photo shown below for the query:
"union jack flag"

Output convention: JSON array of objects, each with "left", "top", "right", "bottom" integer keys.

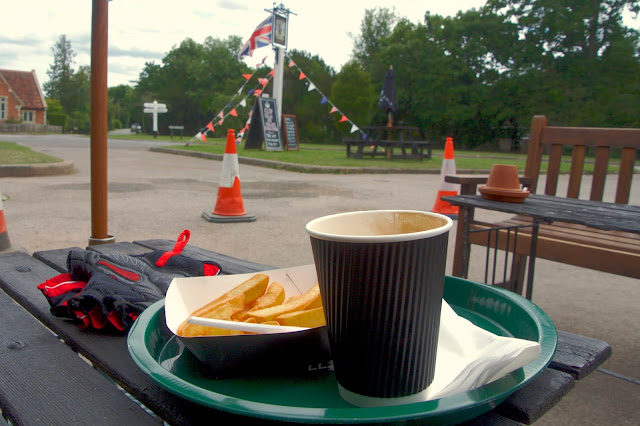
[{"left": 237, "top": 15, "right": 272, "bottom": 60}]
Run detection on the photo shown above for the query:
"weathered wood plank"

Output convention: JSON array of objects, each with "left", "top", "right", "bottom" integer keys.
[
  {"left": 0, "top": 287, "right": 159, "bottom": 425},
  {"left": 551, "top": 330, "right": 612, "bottom": 380},
  {"left": 132, "top": 239, "right": 273, "bottom": 275},
  {"left": 589, "top": 146, "right": 610, "bottom": 201},
  {"left": 0, "top": 250, "right": 282, "bottom": 425},
  {"left": 442, "top": 194, "right": 640, "bottom": 233},
  {"left": 494, "top": 368, "right": 575, "bottom": 424}
]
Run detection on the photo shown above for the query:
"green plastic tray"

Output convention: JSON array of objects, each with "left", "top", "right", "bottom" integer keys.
[{"left": 128, "top": 276, "right": 557, "bottom": 424}]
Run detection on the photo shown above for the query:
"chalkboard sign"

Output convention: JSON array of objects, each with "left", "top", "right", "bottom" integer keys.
[
  {"left": 244, "top": 100, "right": 263, "bottom": 149},
  {"left": 259, "top": 98, "right": 283, "bottom": 151},
  {"left": 282, "top": 114, "right": 299, "bottom": 150}
]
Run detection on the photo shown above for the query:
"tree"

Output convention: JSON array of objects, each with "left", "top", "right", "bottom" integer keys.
[
  {"left": 350, "top": 7, "right": 399, "bottom": 83},
  {"left": 134, "top": 36, "right": 251, "bottom": 134},
  {"left": 330, "top": 62, "right": 374, "bottom": 135},
  {"left": 43, "top": 35, "right": 77, "bottom": 114},
  {"left": 282, "top": 50, "right": 337, "bottom": 143}
]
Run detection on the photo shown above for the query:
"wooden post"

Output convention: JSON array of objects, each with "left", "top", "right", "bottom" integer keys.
[{"left": 89, "top": 0, "right": 114, "bottom": 245}]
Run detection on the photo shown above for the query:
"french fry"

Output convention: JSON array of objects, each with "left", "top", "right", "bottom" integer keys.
[
  {"left": 261, "top": 320, "right": 280, "bottom": 325},
  {"left": 233, "top": 282, "right": 286, "bottom": 321},
  {"left": 247, "top": 284, "right": 321, "bottom": 322},
  {"left": 190, "top": 273, "right": 269, "bottom": 321},
  {"left": 176, "top": 294, "right": 246, "bottom": 337},
  {"left": 302, "top": 283, "right": 322, "bottom": 309},
  {"left": 276, "top": 306, "right": 326, "bottom": 328}
]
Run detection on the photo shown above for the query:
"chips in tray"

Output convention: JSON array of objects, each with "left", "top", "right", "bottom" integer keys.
[
  {"left": 164, "top": 265, "right": 331, "bottom": 375},
  {"left": 173, "top": 269, "right": 326, "bottom": 337}
]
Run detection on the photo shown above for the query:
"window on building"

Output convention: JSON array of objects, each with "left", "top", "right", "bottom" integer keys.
[
  {"left": 23, "top": 110, "right": 35, "bottom": 122},
  {"left": 0, "top": 97, "right": 6, "bottom": 120}
]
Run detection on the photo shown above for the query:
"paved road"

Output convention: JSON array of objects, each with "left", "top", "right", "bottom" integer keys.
[{"left": 1, "top": 133, "right": 639, "bottom": 425}]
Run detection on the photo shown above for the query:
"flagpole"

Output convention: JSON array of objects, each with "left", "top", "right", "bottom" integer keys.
[{"left": 273, "top": 46, "right": 284, "bottom": 121}]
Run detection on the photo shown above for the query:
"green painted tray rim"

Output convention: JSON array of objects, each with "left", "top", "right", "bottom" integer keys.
[{"left": 128, "top": 276, "right": 557, "bottom": 424}]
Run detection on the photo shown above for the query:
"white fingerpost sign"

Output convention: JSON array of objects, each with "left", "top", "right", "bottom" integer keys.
[{"left": 143, "top": 100, "right": 168, "bottom": 138}]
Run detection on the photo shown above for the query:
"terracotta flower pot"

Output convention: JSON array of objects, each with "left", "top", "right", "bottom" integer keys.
[
  {"left": 479, "top": 164, "right": 529, "bottom": 203},
  {"left": 486, "top": 164, "right": 520, "bottom": 190}
]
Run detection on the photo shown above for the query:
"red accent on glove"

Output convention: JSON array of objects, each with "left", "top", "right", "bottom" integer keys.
[
  {"left": 37, "top": 273, "right": 86, "bottom": 303},
  {"left": 107, "top": 310, "right": 126, "bottom": 331},
  {"left": 203, "top": 263, "right": 219, "bottom": 276},
  {"left": 155, "top": 229, "right": 190, "bottom": 267},
  {"left": 97, "top": 260, "right": 141, "bottom": 282}
]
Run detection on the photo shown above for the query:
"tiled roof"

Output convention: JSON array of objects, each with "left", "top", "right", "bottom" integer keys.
[{"left": 0, "top": 69, "right": 46, "bottom": 109}]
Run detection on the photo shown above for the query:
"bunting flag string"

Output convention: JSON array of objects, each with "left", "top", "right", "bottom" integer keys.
[
  {"left": 284, "top": 54, "right": 366, "bottom": 139},
  {"left": 188, "top": 54, "right": 368, "bottom": 145},
  {"left": 187, "top": 69, "right": 275, "bottom": 145}
]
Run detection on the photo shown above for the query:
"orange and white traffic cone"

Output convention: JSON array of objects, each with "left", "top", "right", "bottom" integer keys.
[
  {"left": 0, "top": 192, "right": 11, "bottom": 251},
  {"left": 431, "top": 137, "right": 459, "bottom": 219},
  {"left": 202, "top": 129, "right": 256, "bottom": 223}
]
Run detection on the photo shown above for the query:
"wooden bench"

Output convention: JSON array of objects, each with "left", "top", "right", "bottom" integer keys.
[
  {"left": 343, "top": 126, "right": 434, "bottom": 160},
  {"left": 343, "top": 139, "right": 433, "bottom": 160},
  {"left": 168, "top": 125, "right": 184, "bottom": 140},
  {"left": 448, "top": 115, "right": 640, "bottom": 290}
]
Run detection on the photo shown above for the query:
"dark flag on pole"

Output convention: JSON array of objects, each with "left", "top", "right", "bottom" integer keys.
[
  {"left": 379, "top": 65, "right": 397, "bottom": 127},
  {"left": 379, "top": 65, "right": 397, "bottom": 113}
]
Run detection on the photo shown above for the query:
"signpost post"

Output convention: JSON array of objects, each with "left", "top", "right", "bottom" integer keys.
[{"left": 143, "top": 100, "right": 168, "bottom": 138}]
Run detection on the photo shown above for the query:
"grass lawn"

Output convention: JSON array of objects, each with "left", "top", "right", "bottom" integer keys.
[
  {"left": 0, "top": 141, "right": 63, "bottom": 165},
  {"left": 154, "top": 137, "right": 531, "bottom": 171},
  {"left": 154, "top": 137, "right": 617, "bottom": 174},
  {"left": 10, "top": 133, "right": 618, "bottom": 174}
]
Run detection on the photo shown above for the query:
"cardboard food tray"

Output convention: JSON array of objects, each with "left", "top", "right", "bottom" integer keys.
[{"left": 165, "top": 264, "right": 330, "bottom": 376}]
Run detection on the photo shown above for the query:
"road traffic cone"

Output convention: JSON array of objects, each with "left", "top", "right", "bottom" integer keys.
[
  {"left": 0, "top": 192, "right": 11, "bottom": 251},
  {"left": 202, "top": 129, "right": 256, "bottom": 223},
  {"left": 431, "top": 137, "right": 459, "bottom": 219}
]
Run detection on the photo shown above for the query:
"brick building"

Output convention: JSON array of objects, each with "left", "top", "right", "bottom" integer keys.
[{"left": 0, "top": 69, "right": 47, "bottom": 125}]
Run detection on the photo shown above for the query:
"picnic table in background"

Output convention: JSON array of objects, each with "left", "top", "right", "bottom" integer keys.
[{"left": 342, "top": 126, "right": 434, "bottom": 160}]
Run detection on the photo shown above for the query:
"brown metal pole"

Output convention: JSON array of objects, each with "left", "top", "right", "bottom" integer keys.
[{"left": 88, "top": 0, "right": 114, "bottom": 245}]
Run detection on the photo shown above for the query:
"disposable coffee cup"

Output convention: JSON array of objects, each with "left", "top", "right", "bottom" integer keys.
[{"left": 306, "top": 210, "right": 452, "bottom": 407}]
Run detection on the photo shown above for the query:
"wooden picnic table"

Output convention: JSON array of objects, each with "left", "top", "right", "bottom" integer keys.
[
  {"left": 343, "top": 126, "right": 434, "bottom": 160},
  {"left": 441, "top": 192, "right": 640, "bottom": 299},
  {"left": 0, "top": 240, "right": 611, "bottom": 424}
]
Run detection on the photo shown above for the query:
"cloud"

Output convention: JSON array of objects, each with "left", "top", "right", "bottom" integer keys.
[
  {"left": 216, "top": 0, "right": 249, "bottom": 11},
  {"left": 109, "top": 46, "right": 165, "bottom": 60},
  {"left": 0, "top": 34, "right": 44, "bottom": 46}
]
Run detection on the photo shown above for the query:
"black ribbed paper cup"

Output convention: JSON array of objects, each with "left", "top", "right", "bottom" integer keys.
[{"left": 306, "top": 210, "right": 452, "bottom": 407}]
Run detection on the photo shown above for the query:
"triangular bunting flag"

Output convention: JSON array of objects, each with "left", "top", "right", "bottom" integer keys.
[
  {"left": 248, "top": 89, "right": 254, "bottom": 95},
  {"left": 258, "top": 78, "right": 269, "bottom": 87},
  {"left": 320, "top": 96, "right": 328, "bottom": 104},
  {"left": 361, "top": 132, "right": 368, "bottom": 140},
  {"left": 242, "top": 73, "right": 252, "bottom": 80},
  {"left": 339, "top": 115, "right": 348, "bottom": 122},
  {"left": 254, "top": 89, "right": 263, "bottom": 96},
  {"left": 229, "top": 108, "right": 238, "bottom": 117},
  {"left": 299, "top": 71, "right": 306, "bottom": 80},
  {"left": 330, "top": 106, "right": 338, "bottom": 113},
  {"left": 196, "top": 131, "right": 206, "bottom": 142},
  {"left": 308, "top": 82, "right": 316, "bottom": 92},
  {"left": 288, "top": 60, "right": 295, "bottom": 67},
  {"left": 239, "top": 98, "right": 247, "bottom": 107},
  {"left": 227, "top": 101, "right": 231, "bottom": 108},
  {"left": 269, "top": 70, "right": 274, "bottom": 76},
  {"left": 218, "top": 118, "right": 224, "bottom": 125},
  {"left": 350, "top": 124, "right": 359, "bottom": 133},
  {"left": 217, "top": 111, "right": 224, "bottom": 119},
  {"left": 206, "top": 122, "right": 214, "bottom": 132}
]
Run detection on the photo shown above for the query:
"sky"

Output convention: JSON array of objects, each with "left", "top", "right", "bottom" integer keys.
[{"left": 2, "top": 1, "right": 639, "bottom": 89}]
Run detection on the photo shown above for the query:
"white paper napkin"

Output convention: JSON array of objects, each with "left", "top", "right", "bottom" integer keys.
[
  {"left": 342, "top": 300, "right": 542, "bottom": 407},
  {"left": 424, "top": 300, "right": 541, "bottom": 400}
]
